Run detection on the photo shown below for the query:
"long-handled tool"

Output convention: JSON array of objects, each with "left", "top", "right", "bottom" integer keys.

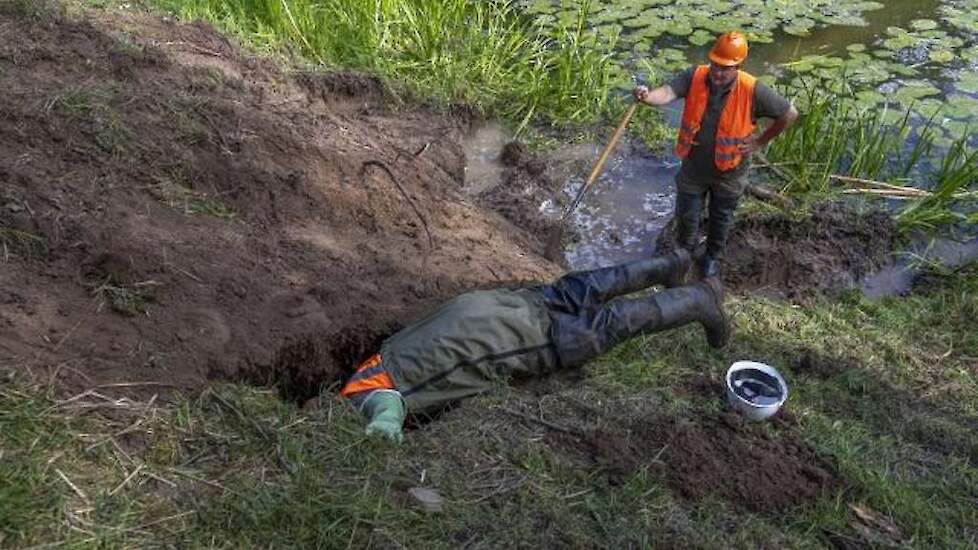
[{"left": 544, "top": 102, "right": 639, "bottom": 261}]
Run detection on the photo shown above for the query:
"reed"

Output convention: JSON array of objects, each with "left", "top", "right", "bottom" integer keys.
[{"left": 765, "top": 75, "right": 976, "bottom": 234}]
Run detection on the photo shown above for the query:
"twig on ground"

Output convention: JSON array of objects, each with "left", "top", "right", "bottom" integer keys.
[
  {"left": 109, "top": 464, "right": 145, "bottom": 496},
  {"left": 360, "top": 160, "right": 435, "bottom": 249},
  {"left": 745, "top": 183, "right": 795, "bottom": 210},
  {"left": 95, "top": 381, "right": 179, "bottom": 390},
  {"left": 829, "top": 174, "right": 926, "bottom": 194},
  {"left": 754, "top": 152, "right": 796, "bottom": 186},
  {"left": 498, "top": 406, "right": 585, "bottom": 436},
  {"left": 55, "top": 468, "right": 89, "bottom": 503}
]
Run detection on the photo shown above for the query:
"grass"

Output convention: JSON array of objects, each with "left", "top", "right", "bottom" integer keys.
[
  {"left": 0, "top": 227, "right": 45, "bottom": 260},
  {"left": 149, "top": 0, "right": 630, "bottom": 132},
  {"left": 44, "top": 85, "right": 135, "bottom": 157},
  {"left": 3, "top": 264, "right": 976, "bottom": 547}
]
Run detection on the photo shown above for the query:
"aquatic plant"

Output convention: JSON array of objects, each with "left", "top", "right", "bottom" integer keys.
[{"left": 764, "top": 75, "right": 977, "bottom": 235}]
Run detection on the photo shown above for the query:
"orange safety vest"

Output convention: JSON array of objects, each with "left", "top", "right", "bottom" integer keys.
[
  {"left": 675, "top": 65, "right": 757, "bottom": 172},
  {"left": 340, "top": 353, "right": 395, "bottom": 397}
]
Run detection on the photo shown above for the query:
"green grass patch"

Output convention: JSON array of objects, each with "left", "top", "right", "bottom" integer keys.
[
  {"left": 146, "top": 0, "right": 657, "bottom": 137},
  {"left": 3, "top": 264, "right": 976, "bottom": 547},
  {"left": 149, "top": 174, "right": 237, "bottom": 220},
  {"left": 0, "top": 227, "right": 45, "bottom": 260},
  {"left": 764, "top": 75, "right": 978, "bottom": 236}
]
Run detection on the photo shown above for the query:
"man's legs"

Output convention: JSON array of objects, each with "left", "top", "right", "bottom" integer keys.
[
  {"left": 702, "top": 193, "right": 740, "bottom": 278},
  {"left": 675, "top": 191, "right": 706, "bottom": 252},
  {"left": 551, "top": 278, "right": 729, "bottom": 368},
  {"left": 537, "top": 249, "right": 691, "bottom": 316}
]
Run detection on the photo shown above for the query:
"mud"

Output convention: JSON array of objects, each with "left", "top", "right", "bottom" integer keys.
[
  {"left": 0, "top": 5, "right": 558, "bottom": 397},
  {"left": 791, "top": 349, "right": 859, "bottom": 379},
  {"left": 478, "top": 141, "right": 564, "bottom": 248},
  {"left": 658, "top": 202, "right": 899, "bottom": 299},
  {"left": 550, "top": 411, "right": 840, "bottom": 514}
]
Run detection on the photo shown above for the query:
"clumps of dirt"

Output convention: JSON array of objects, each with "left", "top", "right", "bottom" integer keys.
[
  {"left": 550, "top": 411, "right": 841, "bottom": 514},
  {"left": 791, "top": 349, "right": 859, "bottom": 379},
  {"left": 479, "top": 141, "right": 563, "bottom": 253},
  {"left": 679, "top": 369, "right": 726, "bottom": 401},
  {"left": 724, "top": 203, "right": 898, "bottom": 299},
  {"left": 657, "top": 202, "right": 898, "bottom": 300}
]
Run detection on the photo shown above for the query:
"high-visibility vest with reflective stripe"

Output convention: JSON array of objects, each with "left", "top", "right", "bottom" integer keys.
[
  {"left": 675, "top": 65, "right": 757, "bottom": 172},
  {"left": 340, "top": 353, "right": 395, "bottom": 397}
]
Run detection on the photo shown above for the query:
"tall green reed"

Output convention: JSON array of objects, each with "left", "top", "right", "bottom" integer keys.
[{"left": 765, "top": 72, "right": 976, "bottom": 235}]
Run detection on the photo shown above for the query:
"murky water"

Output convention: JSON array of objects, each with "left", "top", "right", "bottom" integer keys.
[
  {"left": 861, "top": 235, "right": 978, "bottom": 297},
  {"left": 560, "top": 155, "right": 677, "bottom": 268},
  {"left": 462, "top": 122, "right": 509, "bottom": 196}
]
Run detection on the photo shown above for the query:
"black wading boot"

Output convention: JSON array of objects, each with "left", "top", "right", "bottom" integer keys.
[
  {"left": 541, "top": 249, "right": 692, "bottom": 315},
  {"left": 675, "top": 191, "right": 705, "bottom": 253},
  {"left": 629, "top": 278, "right": 729, "bottom": 349},
  {"left": 570, "top": 278, "right": 729, "bottom": 360}
]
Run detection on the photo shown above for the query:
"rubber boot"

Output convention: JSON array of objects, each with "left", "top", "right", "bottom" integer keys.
[
  {"left": 539, "top": 249, "right": 691, "bottom": 315},
  {"left": 585, "top": 279, "right": 729, "bottom": 350},
  {"left": 648, "top": 278, "right": 729, "bottom": 349},
  {"left": 702, "top": 194, "right": 740, "bottom": 279},
  {"left": 552, "top": 278, "right": 730, "bottom": 367}
]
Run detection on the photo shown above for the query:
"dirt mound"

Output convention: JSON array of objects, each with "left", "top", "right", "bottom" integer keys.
[
  {"left": 0, "top": 5, "right": 557, "bottom": 397},
  {"left": 551, "top": 411, "right": 840, "bottom": 514},
  {"left": 658, "top": 202, "right": 898, "bottom": 299}
]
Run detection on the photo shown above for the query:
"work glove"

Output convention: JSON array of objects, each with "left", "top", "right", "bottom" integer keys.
[{"left": 361, "top": 390, "right": 405, "bottom": 443}]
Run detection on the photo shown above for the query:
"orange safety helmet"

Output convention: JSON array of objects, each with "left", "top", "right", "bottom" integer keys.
[{"left": 709, "top": 32, "right": 749, "bottom": 66}]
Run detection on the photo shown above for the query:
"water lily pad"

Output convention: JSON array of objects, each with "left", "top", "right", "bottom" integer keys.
[
  {"left": 848, "top": 63, "right": 891, "bottom": 85},
  {"left": 928, "top": 49, "right": 955, "bottom": 64},
  {"left": 688, "top": 29, "right": 714, "bottom": 46},
  {"left": 945, "top": 119, "right": 972, "bottom": 139},
  {"left": 955, "top": 72, "right": 978, "bottom": 94},
  {"left": 910, "top": 19, "right": 938, "bottom": 31},
  {"left": 846, "top": 43, "right": 867, "bottom": 53},
  {"left": 912, "top": 98, "right": 944, "bottom": 119},
  {"left": 893, "top": 81, "right": 941, "bottom": 105},
  {"left": 882, "top": 35, "right": 919, "bottom": 51},
  {"left": 854, "top": 89, "right": 885, "bottom": 108},
  {"left": 961, "top": 46, "right": 978, "bottom": 63}
]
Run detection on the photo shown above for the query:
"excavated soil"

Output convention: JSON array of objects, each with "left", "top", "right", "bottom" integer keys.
[
  {"left": 658, "top": 202, "right": 898, "bottom": 300},
  {"left": 0, "top": 4, "right": 558, "bottom": 399},
  {"left": 550, "top": 411, "right": 840, "bottom": 514}
]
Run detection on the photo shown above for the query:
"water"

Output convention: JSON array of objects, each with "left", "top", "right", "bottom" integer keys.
[
  {"left": 731, "top": 369, "right": 784, "bottom": 407},
  {"left": 861, "top": 235, "right": 978, "bottom": 297},
  {"left": 561, "top": 155, "right": 677, "bottom": 268},
  {"left": 462, "top": 122, "right": 509, "bottom": 195}
]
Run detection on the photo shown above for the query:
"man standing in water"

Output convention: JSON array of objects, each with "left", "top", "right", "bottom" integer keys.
[
  {"left": 339, "top": 250, "right": 727, "bottom": 442},
  {"left": 633, "top": 31, "right": 798, "bottom": 278}
]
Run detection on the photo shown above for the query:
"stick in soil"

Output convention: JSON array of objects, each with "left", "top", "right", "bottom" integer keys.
[
  {"left": 360, "top": 160, "right": 435, "bottom": 250},
  {"left": 498, "top": 406, "right": 585, "bottom": 436}
]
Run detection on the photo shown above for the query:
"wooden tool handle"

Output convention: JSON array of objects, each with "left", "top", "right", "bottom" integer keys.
[{"left": 564, "top": 102, "right": 639, "bottom": 218}]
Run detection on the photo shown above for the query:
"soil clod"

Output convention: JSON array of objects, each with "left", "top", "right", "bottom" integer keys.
[{"left": 550, "top": 412, "right": 841, "bottom": 514}]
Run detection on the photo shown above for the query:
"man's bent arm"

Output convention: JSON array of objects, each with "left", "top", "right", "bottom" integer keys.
[
  {"left": 633, "top": 84, "right": 678, "bottom": 106},
  {"left": 756, "top": 104, "right": 798, "bottom": 148}
]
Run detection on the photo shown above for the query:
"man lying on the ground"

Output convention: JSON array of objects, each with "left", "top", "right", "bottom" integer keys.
[{"left": 339, "top": 250, "right": 728, "bottom": 442}]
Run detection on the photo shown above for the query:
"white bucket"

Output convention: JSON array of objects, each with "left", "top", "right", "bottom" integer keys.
[{"left": 725, "top": 361, "right": 788, "bottom": 421}]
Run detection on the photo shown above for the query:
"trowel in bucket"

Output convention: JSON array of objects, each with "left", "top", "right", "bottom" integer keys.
[{"left": 543, "top": 101, "right": 639, "bottom": 262}]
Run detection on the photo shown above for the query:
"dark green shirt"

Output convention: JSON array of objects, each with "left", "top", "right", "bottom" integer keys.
[{"left": 669, "top": 68, "right": 790, "bottom": 196}]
